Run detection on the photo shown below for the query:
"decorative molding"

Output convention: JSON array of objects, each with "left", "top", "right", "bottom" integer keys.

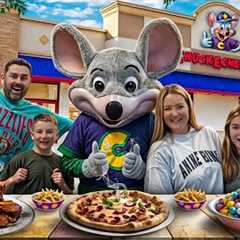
[{"left": 39, "top": 34, "right": 49, "bottom": 45}]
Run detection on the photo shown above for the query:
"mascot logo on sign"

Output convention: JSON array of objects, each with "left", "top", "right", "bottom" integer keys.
[{"left": 201, "top": 11, "right": 240, "bottom": 52}]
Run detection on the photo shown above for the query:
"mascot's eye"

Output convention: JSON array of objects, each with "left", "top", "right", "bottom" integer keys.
[
  {"left": 124, "top": 76, "right": 138, "bottom": 93},
  {"left": 93, "top": 76, "right": 105, "bottom": 92}
]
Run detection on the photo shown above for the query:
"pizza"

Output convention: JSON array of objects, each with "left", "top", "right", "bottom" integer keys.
[{"left": 67, "top": 190, "right": 169, "bottom": 232}]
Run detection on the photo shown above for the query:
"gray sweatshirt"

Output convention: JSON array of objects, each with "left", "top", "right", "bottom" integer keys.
[{"left": 144, "top": 127, "right": 224, "bottom": 194}]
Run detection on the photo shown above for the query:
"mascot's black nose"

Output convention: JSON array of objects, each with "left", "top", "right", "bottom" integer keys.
[{"left": 106, "top": 101, "right": 123, "bottom": 120}]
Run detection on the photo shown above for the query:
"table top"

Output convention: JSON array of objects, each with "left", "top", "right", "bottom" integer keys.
[{"left": 0, "top": 194, "right": 238, "bottom": 239}]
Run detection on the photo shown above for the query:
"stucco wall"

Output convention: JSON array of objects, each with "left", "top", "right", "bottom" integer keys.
[
  {"left": 194, "top": 93, "right": 238, "bottom": 131},
  {"left": 19, "top": 18, "right": 106, "bottom": 56}
]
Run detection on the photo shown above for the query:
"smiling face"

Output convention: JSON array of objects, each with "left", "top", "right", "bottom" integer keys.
[
  {"left": 2, "top": 64, "right": 31, "bottom": 102},
  {"left": 163, "top": 93, "right": 189, "bottom": 134},
  {"left": 229, "top": 115, "right": 240, "bottom": 154},
  {"left": 31, "top": 120, "right": 58, "bottom": 156}
]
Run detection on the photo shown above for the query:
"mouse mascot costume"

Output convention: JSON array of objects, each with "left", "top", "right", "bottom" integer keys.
[{"left": 51, "top": 18, "right": 182, "bottom": 194}]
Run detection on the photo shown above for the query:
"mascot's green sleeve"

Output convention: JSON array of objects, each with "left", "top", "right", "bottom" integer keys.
[{"left": 51, "top": 18, "right": 182, "bottom": 194}]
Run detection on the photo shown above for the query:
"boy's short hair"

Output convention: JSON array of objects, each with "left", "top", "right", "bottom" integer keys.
[
  {"left": 32, "top": 113, "right": 58, "bottom": 129},
  {"left": 4, "top": 58, "right": 32, "bottom": 75}
]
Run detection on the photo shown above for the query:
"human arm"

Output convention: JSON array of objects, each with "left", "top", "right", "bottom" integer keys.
[
  {"left": 51, "top": 168, "right": 72, "bottom": 194},
  {"left": 53, "top": 113, "right": 73, "bottom": 137},
  {"left": 144, "top": 142, "right": 174, "bottom": 194},
  {"left": 205, "top": 127, "right": 222, "bottom": 161},
  {"left": 2, "top": 168, "right": 28, "bottom": 192},
  {"left": 0, "top": 154, "right": 27, "bottom": 193}
]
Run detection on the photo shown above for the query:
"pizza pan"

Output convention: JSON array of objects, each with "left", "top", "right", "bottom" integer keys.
[{"left": 59, "top": 200, "right": 175, "bottom": 237}]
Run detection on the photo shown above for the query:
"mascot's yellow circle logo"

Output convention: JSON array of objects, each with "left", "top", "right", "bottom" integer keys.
[
  {"left": 217, "top": 41, "right": 224, "bottom": 50},
  {"left": 99, "top": 131, "right": 130, "bottom": 170}
]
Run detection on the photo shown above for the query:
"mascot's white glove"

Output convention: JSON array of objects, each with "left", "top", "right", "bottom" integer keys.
[
  {"left": 82, "top": 141, "right": 109, "bottom": 178},
  {"left": 122, "top": 144, "right": 145, "bottom": 180}
]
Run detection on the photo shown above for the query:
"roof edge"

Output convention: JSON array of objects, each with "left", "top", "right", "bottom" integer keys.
[{"left": 194, "top": 2, "right": 240, "bottom": 17}]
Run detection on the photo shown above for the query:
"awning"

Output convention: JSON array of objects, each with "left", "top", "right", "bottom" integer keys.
[
  {"left": 161, "top": 71, "right": 240, "bottom": 96},
  {"left": 20, "top": 54, "right": 240, "bottom": 95},
  {"left": 19, "top": 54, "right": 74, "bottom": 83}
]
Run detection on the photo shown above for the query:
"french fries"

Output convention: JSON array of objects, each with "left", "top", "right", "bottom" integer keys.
[
  {"left": 32, "top": 188, "right": 63, "bottom": 202},
  {"left": 175, "top": 188, "right": 206, "bottom": 203}
]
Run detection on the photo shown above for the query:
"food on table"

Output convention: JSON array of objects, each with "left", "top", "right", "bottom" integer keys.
[
  {"left": 67, "top": 190, "right": 169, "bottom": 232},
  {"left": 215, "top": 190, "right": 240, "bottom": 218},
  {"left": 0, "top": 184, "right": 22, "bottom": 227},
  {"left": 0, "top": 201, "right": 22, "bottom": 227},
  {"left": 175, "top": 188, "right": 206, "bottom": 202},
  {"left": 32, "top": 188, "right": 63, "bottom": 202},
  {"left": 175, "top": 188, "right": 206, "bottom": 210}
]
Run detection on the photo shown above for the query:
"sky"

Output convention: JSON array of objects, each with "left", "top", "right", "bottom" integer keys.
[{"left": 25, "top": 0, "right": 240, "bottom": 28}]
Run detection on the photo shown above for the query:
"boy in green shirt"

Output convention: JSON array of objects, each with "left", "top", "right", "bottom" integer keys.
[{"left": 0, "top": 113, "right": 73, "bottom": 194}]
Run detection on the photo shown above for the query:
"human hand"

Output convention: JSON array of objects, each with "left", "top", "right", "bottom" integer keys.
[
  {"left": 122, "top": 144, "right": 145, "bottom": 180},
  {"left": 11, "top": 168, "right": 28, "bottom": 184},
  {"left": 51, "top": 168, "right": 64, "bottom": 187},
  {"left": 82, "top": 141, "right": 109, "bottom": 178}
]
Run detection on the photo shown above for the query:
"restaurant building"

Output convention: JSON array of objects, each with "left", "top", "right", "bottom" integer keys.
[{"left": 0, "top": 1, "right": 239, "bottom": 134}]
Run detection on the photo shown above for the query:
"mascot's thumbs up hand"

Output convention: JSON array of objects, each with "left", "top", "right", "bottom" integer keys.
[
  {"left": 122, "top": 144, "right": 145, "bottom": 180},
  {"left": 201, "top": 31, "right": 212, "bottom": 48},
  {"left": 82, "top": 141, "right": 109, "bottom": 178}
]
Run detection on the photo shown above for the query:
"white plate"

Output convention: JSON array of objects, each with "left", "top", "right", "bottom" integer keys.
[
  {"left": 208, "top": 198, "right": 238, "bottom": 220},
  {"left": 208, "top": 198, "right": 219, "bottom": 214},
  {"left": 0, "top": 198, "right": 35, "bottom": 235},
  {"left": 59, "top": 200, "right": 175, "bottom": 237}
]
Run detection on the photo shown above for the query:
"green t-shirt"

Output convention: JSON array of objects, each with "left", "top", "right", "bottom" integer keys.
[{"left": 0, "top": 150, "right": 74, "bottom": 194}]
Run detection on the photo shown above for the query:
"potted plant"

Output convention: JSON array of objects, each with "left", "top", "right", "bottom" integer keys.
[
  {"left": 0, "top": 0, "right": 27, "bottom": 16},
  {"left": 164, "top": 0, "right": 175, "bottom": 8}
]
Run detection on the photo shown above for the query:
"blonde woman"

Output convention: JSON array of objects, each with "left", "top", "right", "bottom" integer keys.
[
  {"left": 144, "top": 84, "right": 223, "bottom": 194},
  {"left": 222, "top": 106, "right": 240, "bottom": 193}
]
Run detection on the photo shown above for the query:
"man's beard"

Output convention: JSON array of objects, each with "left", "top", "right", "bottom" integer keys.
[{"left": 3, "top": 83, "right": 28, "bottom": 102}]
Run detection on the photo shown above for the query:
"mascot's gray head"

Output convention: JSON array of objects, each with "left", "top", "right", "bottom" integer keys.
[{"left": 51, "top": 18, "right": 182, "bottom": 128}]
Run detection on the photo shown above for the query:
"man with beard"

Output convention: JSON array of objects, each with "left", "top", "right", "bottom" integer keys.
[{"left": 0, "top": 58, "right": 72, "bottom": 175}]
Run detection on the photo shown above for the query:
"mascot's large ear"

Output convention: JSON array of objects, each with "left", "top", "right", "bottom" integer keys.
[
  {"left": 51, "top": 24, "right": 96, "bottom": 78},
  {"left": 135, "top": 18, "right": 182, "bottom": 79}
]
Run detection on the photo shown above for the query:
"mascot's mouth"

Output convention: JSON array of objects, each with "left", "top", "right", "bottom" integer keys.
[
  {"left": 103, "top": 118, "right": 121, "bottom": 125},
  {"left": 218, "top": 33, "right": 225, "bottom": 41}
]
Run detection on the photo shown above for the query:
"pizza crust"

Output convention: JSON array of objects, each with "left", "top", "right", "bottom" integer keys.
[{"left": 66, "top": 190, "right": 169, "bottom": 232}]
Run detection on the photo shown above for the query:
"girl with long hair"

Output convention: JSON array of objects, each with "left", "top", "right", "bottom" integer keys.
[
  {"left": 222, "top": 106, "right": 240, "bottom": 193},
  {"left": 144, "top": 84, "right": 223, "bottom": 194}
]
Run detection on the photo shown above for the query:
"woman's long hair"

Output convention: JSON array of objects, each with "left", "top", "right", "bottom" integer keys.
[
  {"left": 222, "top": 106, "right": 240, "bottom": 182},
  {"left": 151, "top": 84, "right": 202, "bottom": 143}
]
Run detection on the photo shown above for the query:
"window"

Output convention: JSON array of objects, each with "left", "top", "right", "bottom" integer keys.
[{"left": 26, "top": 82, "right": 59, "bottom": 113}]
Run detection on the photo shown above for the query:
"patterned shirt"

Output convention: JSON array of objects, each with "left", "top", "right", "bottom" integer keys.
[
  {"left": 59, "top": 112, "right": 154, "bottom": 193},
  {"left": 0, "top": 91, "right": 72, "bottom": 173}
]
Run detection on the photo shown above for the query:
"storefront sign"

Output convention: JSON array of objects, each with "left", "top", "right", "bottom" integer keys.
[
  {"left": 180, "top": 50, "right": 240, "bottom": 70},
  {"left": 201, "top": 11, "right": 240, "bottom": 52}
]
